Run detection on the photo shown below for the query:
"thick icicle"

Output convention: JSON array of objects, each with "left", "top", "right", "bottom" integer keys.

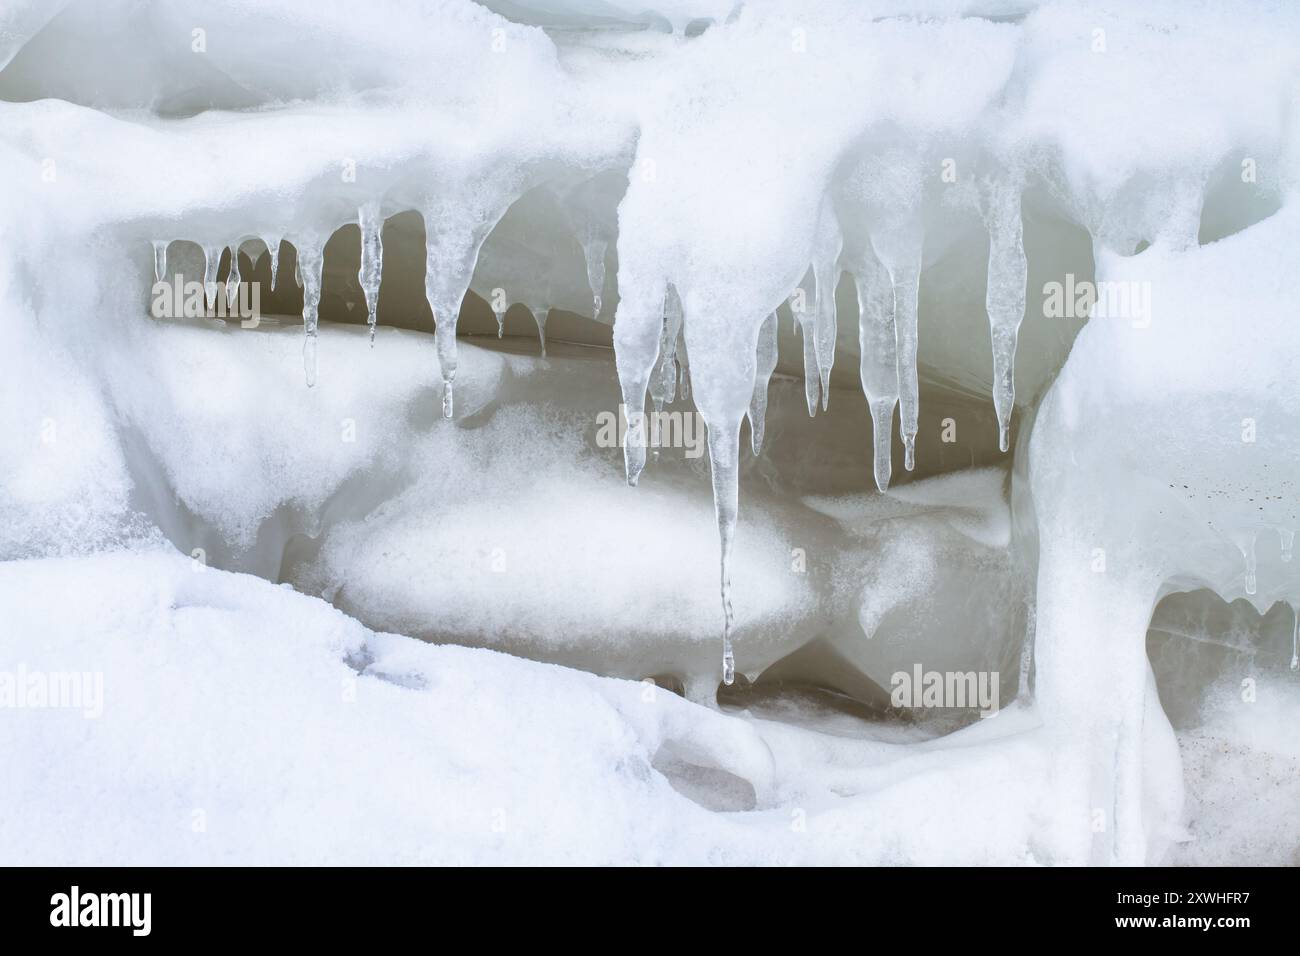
[
  {"left": 201, "top": 245, "right": 221, "bottom": 313},
  {"left": 423, "top": 196, "right": 504, "bottom": 419},
  {"left": 852, "top": 245, "right": 900, "bottom": 492},
  {"left": 810, "top": 200, "right": 843, "bottom": 410},
  {"left": 225, "top": 243, "right": 241, "bottom": 308},
  {"left": 297, "top": 239, "right": 324, "bottom": 388},
  {"left": 358, "top": 204, "right": 383, "bottom": 346},
  {"left": 530, "top": 306, "right": 548, "bottom": 356},
  {"left": 983, "top": 178, "right": 1027, "bottom": 453},
  {"left": 612, "top": 280, "right": 670, "bottom": 487},
  {"left": 791, "top": 268, "right": 820, "bottom": 416},
  {"left": 746, "top": 312, "right": 778, "bottom": 456},
  {"left": 151, "top": 240, "right": 167, "bottom": 284},
  {"left": 870, "top": 226, "right": 923, "bottom": 470}
]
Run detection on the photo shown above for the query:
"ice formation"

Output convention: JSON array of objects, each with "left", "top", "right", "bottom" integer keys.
[{"left": 2, "top": 0, "right": 1299, "bottom": 865}]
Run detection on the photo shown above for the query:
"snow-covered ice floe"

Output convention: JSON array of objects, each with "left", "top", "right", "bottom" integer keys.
[{"left": 1, "top": 0, "right": 1298, "bottom": 865}]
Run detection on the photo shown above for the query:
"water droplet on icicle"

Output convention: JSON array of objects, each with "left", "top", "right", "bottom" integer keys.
[
  {"left": 151, "top": 240, "right": 167, "bottom": 285},
  {"left": 298, "top": 238, "right": 323, "bottom": 388},
  {"left": 852, "top": 245, "right": 900, "bottom": 492},
  {"left": 747, "top": 312, "right": 778, "bottom": 456},
  {"left": 358, "top": 204, "right": 383, "bottom": 347},
  {"left": 983, "top": 177, "right": 1027, "bottom": 453}
]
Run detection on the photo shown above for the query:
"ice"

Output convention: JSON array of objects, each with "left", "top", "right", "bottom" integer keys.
[
  {"left": 357, "top": 204, "right": 383, "bottom": 345},
  {"left": 745, "top": 312, "right": 777, "bottom": 456},
  {"left": 849, "top": 244, "right": 899, "bottom": 492},
  {"left": 263, "top": 236, "right": 281, "bottom": 291},
  {"left": 151, "top": 239, "right": 166, "bottom": 284},
  {"left": 201, "top": 244, "right": 220, "bottom": 312},
  {"left": 297, "top": 237, "right": 324, "bottom": 387},
  {"left": 224, "top": 241, "right": 241, "bottom": 308},
  {"left": 981, "top": 176, "right": 1026, "bottom": 453}
]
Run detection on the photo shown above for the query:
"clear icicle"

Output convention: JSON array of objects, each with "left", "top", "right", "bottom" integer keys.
[
  {"left": 584, "top": 238, "right": 607, "bottom": 318},
  {"left": 706, "top": 419, "right": 743, "bottom": 685},
  {"left": 495, "top": 309, "right": 506, "bottom": 339},
  {"left": 151, "top": 240, "right": 167, "bottom": 285},
  {"left": 746, "top": 312, "right": 778, "bottom": 456},
  {"left": 1280, "top": 527, "right": 1294, "bottom": 562},
  {"left": 201, "top": 245, "right": 221, "bottom": 313},
  {"left": 1291, "top": 605, "right": 1299, "bottom": 670},
  {"left": 423, "top": 199, "right": 499, "bottom": 420},
  {"left": 853, "top": 245, "right": 900, "bottom": 492},
  {"left": 813, "top": 264, "right": 841, "bottom": 411},
  {"left": 225, "top": 244, "right": 241, "bottom": 309},
  {"left": 298, "top": 239, "right": 324, "bottom": 388},
  {"left": 1243, "top": 534, "right": 1258, "bottom": 595},
  {"left": 263, "top": 236, "right": 281, "bottom": 292},
  {"left": 791, "top": 267, "right": 820, "bottom": 416},
  {"left": 983, "top": 178, "right": 1027, "bottom": 453},
  {"left": 650, "top": 287, "right": 684, "bottom": 411},
  {"left": 871, "top": 227, "right": 923, "bottom": 471},
  {"left": 294, "top": 253, "right": 302, "bottom": 289},
  {"left": 358, "top": 204, "right": 383, "bottom": 346},
  {"left": 531, "top": 306, "right": 548, "bottom": 356}
]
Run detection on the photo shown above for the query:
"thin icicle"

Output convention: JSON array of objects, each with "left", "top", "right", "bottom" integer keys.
[
  {"left": 853, "top": 245, "right": 900, "bottom": 492},
  {"left": 1291, "top": 605, "right": 1299, "bottom": 670},
  {"left": 495, "top": 308, "right": 506, "bottom": 339},
  {"left": 810, "top": 200, "right": 843, "bottom": 410},
  {"left": 791, "top": 268, "right": 820, "bottom": 416},
  {"left": 225, "top": 243, "right": 241, "bottom": 309},
  {"left": 151, "top": 240, "right": 167, "bottom": 285},
  {"left": 983, "top": 177, "right": 1027, "bottom": 453},
  {"left": 675, "top": 330, "right": 691, "bottom": 402},
  {"left": 1279, "top": 527, "right": 1294, "bottom": 562},
  {"left": 298, "top": 239, "right": 324, "bottom": 388},
  {"left": 531, "top": 306, "right": 548, "bottom": 356},
  {"left": 584, "top": 238, "right": 607, "bottom": 318},
  {"left": 870, "top": 226, "right": 923, "bottom": 471},
  {"left": 706, "top": 419, "right": 743, "bottom": 685},
  {"left": 263, "top": 236, "right": 281, "bottom": 292},
  {"left": 358, "top": 204, "right": 383, "bottom": 346},
  {"left": 201, "top": 245, "right": 221, "bottom": 313},
  {"left": 1243, "top": 533, "right": 1258, "bottom": 595},
  {"left": 746, "top": 312, "right": 778, "bottom": 456}
]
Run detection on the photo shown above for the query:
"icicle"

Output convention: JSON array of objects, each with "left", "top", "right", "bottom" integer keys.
[
  {"left": 853, "top": 245, "right": 900, "bottom": 492},
  {"left": 791, "top": 268, "right": 820, "bottom": 416},
  {"left": 746, "top": 312, "right": 778, "bottom": 456},
  {"left": 650, "top": 288, "right": 684, "bottom": 411},
  {"left": 357, "top": 205, "right": 383, "bottom": 347},
  {"left": 813, "top": 264, "right": 841, "bottom": 411},
  {"left": 225, "top": 243, "right": 241, "bottom": 309},
  {"left": 1280, "top": 527, "right": 1294, "bottom": 562},
  {"left": 297, "top": 239, "right": 324, "bottom": 388},
  {"left": 675, "top": 330, "right": 690, "bottom": 402},
  {"left": 983, "top": 178, "right": 1027, "bottom": 453},
  {"left": 1291, "top": 605, "right": 1299, "bottom": 670},
  {"left": 531, "top": 306, "right": 548, "bottom": 356},
  {"left": 495, "top": 308, "right": 506, "bottom": 339},
  {"left": 294, "top": 253, "right": 302, "bottom": 289},
  {"left": 706, "top": 418, "right": 743, "bottom": 685},
  {"left": 151, "top": 240, "right": 167, "bottom": 285},
  {"left": 871, "top": 227, "right": 923, "bottom": 471},
  {"left": 1243, "top": 534, "right": 1258, "bottom": 595},
  {"left": 201, "top": 245, "right": 221, "bottom": 313},
  {"left": 263, "top": 236, "right": 281, "bottom": 292},
  {"left": 584, "top": 238, "right": 607, "bottom": 318}
]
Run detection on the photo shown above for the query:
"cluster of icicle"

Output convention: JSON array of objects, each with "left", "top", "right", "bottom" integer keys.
[{"left": 147, "top": 173, "right": 1027, "bottom": 685}]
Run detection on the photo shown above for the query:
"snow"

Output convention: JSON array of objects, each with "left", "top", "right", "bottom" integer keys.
[{"left": 2, "top": 0, "right": 1298, "bottom": 865}]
